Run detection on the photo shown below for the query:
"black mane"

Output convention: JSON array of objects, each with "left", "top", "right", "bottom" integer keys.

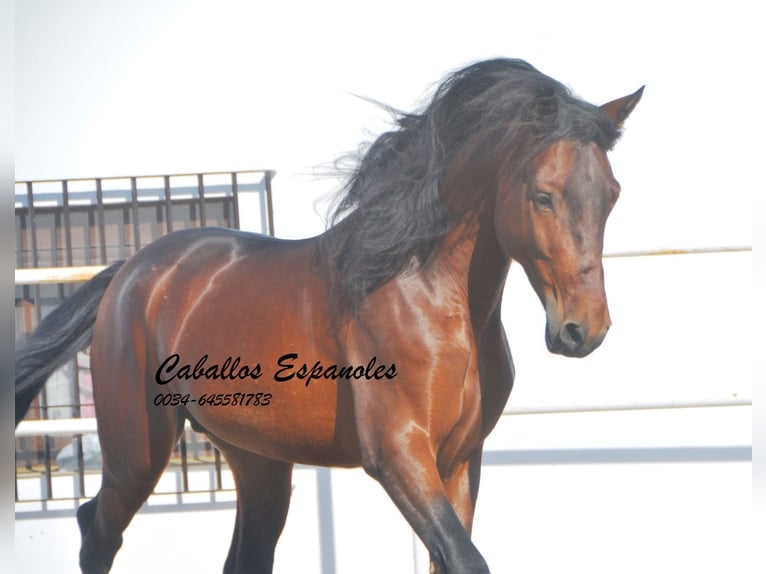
[{"left": 319, "top": 58, "right": 620, "bottom": 310}]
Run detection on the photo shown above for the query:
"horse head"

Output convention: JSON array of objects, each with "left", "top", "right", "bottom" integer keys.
[{"left": 495, "top": 87, "right": 643, "bottom": 357}]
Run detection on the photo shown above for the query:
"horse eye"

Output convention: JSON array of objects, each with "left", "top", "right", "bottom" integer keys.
[{"left": 534, "top": 192, "right": 553, "bottom": 210}]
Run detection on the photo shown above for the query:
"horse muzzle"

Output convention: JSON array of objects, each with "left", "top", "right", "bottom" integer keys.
[{"left": 545, "top": 319, "right": 609, "bottom": 358}]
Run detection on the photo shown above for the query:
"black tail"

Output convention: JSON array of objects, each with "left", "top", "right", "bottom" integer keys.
[{"left": 15, "top": 261, "right": 126, "bottom": 426}]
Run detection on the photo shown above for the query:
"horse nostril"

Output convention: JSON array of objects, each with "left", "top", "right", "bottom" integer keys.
[{"left": 561, "top": 322, "right": 586, "bottom": 350}]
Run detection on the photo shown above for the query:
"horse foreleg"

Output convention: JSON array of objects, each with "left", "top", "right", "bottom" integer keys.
[
  {"left": 431, "top": 446, "right": 484, "bottom": 573},
  {"left": 360, "top": 432, "right": 490, "bottom": 574},
  {"left": 214, "top": 442, "right": 293, "bottom": 574}
]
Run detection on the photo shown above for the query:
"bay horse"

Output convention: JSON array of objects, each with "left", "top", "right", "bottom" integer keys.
[{"left": 15, "top": 58, "right": 642, "bottom": 573}]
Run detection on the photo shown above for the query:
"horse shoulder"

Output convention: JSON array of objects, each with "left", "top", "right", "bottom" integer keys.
[{"left": 342, "top": 276, "right": 482, "bottom": 455}]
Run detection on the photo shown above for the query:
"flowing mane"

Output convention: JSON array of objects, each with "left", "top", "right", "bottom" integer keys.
[{"left": 320, "top": 58, "right": 622, "bottom": 309}]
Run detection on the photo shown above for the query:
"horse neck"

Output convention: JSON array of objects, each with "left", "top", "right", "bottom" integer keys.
[
  {"left": 434, "top": 152, "right": 513, "bottom": 330},
  {"left": 429, "top": 203, "right": 511, "bottom": 332}
]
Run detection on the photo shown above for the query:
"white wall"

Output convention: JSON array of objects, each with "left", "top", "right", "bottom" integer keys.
[{"left": 14, "top": 1, "right": 757, "bottom": 572}]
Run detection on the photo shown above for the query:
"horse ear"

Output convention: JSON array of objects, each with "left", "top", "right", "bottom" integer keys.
[{"left": 600, "top": 86, "right": 644, "bottom": 128}]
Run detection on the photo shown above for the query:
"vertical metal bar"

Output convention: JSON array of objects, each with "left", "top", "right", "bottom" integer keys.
[
  {"left": 43, "top": 435, "right": 53, "bottom": 500},
  {"left": 264, "top": 171, "right": 275, "bottom": 236},
  {"left": 197, "top": 174, "right": 207, "bottom": 227},
  {"left": 85, "top": 211, "right": 93, "bottom": 265},
  {"left": 118, "top": 206, "right": 127, "bottom": 260},
  {"left": 62, "top": 180, "right": 73, "bottom": 267},
  {"left": 164, "top": 175, "right": 173, "bottom": 234},
  {"left": 95, "top": 179, "right": 107, "bottom": 264},
  {"left": 61, "top": 180, "right": 82, "bottom": 415},
  {"left": 16, "top": 211, "right": 25, "bottom": 267},
  {"left": 16, "top": 208, "right": 27, "bottom": 465},
  {"left": 51, "top": 212, "right": 60, "bottom": 269},
  {"left": 26, "top": 182, "right": 47, "bottom": 418},
  {"left": 26, "top": 182, "right": 41, "bottom": 315},
  {"left": 189, "top": 430, "right": 200, "bottom": 461},
  {"left": 54, "top": 212, "right": 65, "bottom": 302},
  {"left": 179, "top": 435, "right": 189, "bottom": 492},
  {"left": 25, "top": 182, "right": 39, "bottom": 269},
  {"left": 64, "top": 180, "right": 84, "bottom": 425},
  {"left": 231, "top": 172, "right": 240, "bottom": 230},
  {"left": 75, "top": 434, "right": 86, "bottom": 498},
  {"left": 130, "top": 177, "right": 141, "bottom": 252},
  {"left": 316, "top": 468, "right": 337, "bottom": 574},
  {"left": 214, "top": 447, "right": 222, "bottom": 490}
]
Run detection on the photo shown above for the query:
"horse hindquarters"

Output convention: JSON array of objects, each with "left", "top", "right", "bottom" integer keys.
[
  {"left": 78, "top": 379, "right": 184, "bottom": 572},
  {"left": 77, "top": 295, "right": 185, "bottom": 572},
  {"left": 78, "top": 393, "right": 184, "bottom": 572},
  {"left": 77, "top": 411, "right": 183, "bottom": 574}
]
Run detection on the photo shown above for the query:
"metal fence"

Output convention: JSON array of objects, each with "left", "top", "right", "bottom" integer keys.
[{"left": 15, "top": 170, "right": 275, "bottom": 510}]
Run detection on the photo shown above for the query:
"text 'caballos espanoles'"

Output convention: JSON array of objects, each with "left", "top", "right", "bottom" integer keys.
[{"left": 155, "top": 353, "right": 397, "bottom": 387}]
